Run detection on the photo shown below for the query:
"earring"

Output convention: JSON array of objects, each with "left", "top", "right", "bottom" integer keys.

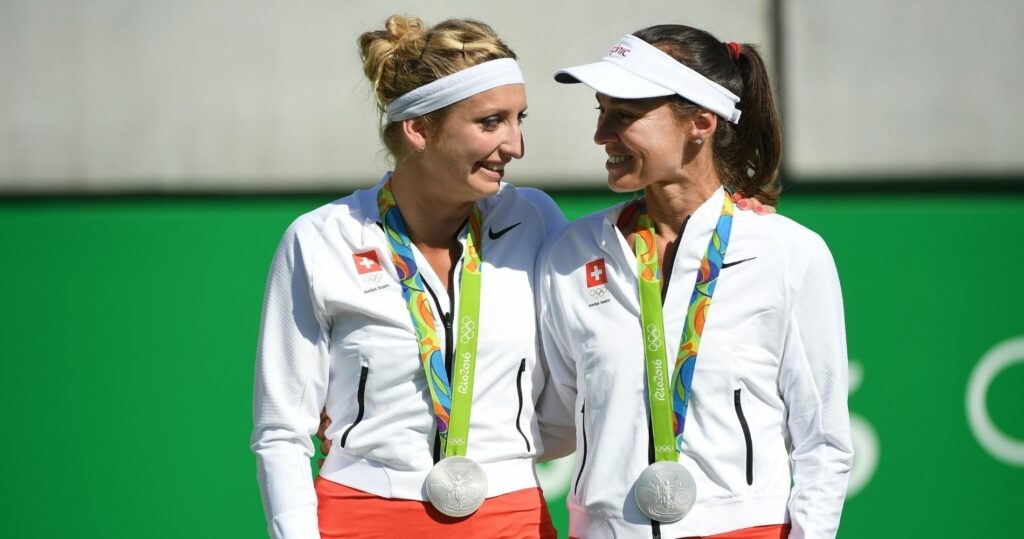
[
  {"left": 694, "top": 138, "right": 703, "bottom": 146},
  {"left": 418, "top": 144, "right": 425, "bottom": 152}
]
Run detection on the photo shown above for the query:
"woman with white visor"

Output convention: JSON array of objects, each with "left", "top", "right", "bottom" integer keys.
[
  {"left": 250, "top": 15, "right": 568, "bottom": 538},
  {"left": 536, "top": 24, "right": 854, "bottom": 539}
]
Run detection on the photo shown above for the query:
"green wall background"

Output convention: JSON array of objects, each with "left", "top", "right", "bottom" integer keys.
[{"left": 3, "top": 190, "right": 1023, "bottom": 537}]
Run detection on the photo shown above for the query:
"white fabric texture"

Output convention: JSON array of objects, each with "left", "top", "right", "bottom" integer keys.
[
  {"left": 555, "top": 35, "right": 741, "bottom": 124},
  {"left": 386, "top": 58, "right": 525, "bottom": 122},
  {"left": 535, "top": 188, "right": 853, "bottom": 538},
  {"left": 251, "top": 175, "right": 567, "bottom": 539}
]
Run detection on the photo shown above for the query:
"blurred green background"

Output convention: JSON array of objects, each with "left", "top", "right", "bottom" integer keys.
[{"left": 3, "top": 189, "right": 1023, "bottom": 537}]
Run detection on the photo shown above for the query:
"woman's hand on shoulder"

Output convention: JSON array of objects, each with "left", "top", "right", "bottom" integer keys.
[{"left": 732, "top": 192, "right": 776, "bottom": 215}]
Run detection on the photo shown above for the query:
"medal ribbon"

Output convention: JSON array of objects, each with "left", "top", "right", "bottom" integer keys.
[
  {"left": 635, "top": 193, "right": 734, "bottom": 462},
  {"left": 378, "top": 180, "right": 483, "bottom": 458}
]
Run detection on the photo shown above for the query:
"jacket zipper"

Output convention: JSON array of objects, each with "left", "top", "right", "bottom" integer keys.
[
  {"left": 424, "top": 285, "right": 455, "bottom": 376},
  {"left": 573, "top": 401, "right": 588, "bottom": 495},
  {"left": 425, "top": 285, "right": 454, "bottom": 463},
  {"left": 647, "top": 397, "right": 661, "bottom": 538},
  {"left": 659, "top": 215, "right": 689, "bottom": 302},
  {"left": 339, "top": 365, "right": 369, "bottom": 447},
  {"left": 734, "top": 388, "right": 754, "bottom": 485},
  {"left": 442, "top": 311, "right": 454, "bottom": 373},
  {"left": 514, "top": 358, "right": 531, "bottom": 452}
]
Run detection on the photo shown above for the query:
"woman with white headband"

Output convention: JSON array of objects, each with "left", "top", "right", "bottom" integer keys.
[
  {"left": 536, "top": 24, "right": 853, "bottom": 539},
  {"left": 250, "top": 15, "right": 566, "bottom": 538}
]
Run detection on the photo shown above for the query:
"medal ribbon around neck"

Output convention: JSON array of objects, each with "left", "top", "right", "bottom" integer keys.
[
  {"left": 377, "top": 180, "right": 484, "bottom": 458},
  {"left": 634, "top": 192, "right": 734, "bottom": 462}
]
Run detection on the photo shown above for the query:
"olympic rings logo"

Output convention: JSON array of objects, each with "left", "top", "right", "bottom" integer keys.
[
  {"left": 447, "top": 437, "right": 466, "bottom": 446},
  {"left": 967, "top": 337, "right": 1024, "bottom": 467},
  {"left": 646, "top": 324, "right": 662, "bottom": 352},
  {"left": 588, "top": 287, "right": 607, "bottom": 298},
  {"left": 654, "top": 445, "right": 674, "bottom": 454},
  {"left": 459, "top": 317, "right": 476, "bottom": 343},
  {"left": 362, "top": 273, "right": 384, "bottom": 284}
]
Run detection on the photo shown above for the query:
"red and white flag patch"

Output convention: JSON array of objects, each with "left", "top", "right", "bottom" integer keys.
[
  {"left": 585, "top": 258, "right": 608, "bottom": 288},
  {"left": 353, "top": 250, "right": 382, "bottom": 274}
]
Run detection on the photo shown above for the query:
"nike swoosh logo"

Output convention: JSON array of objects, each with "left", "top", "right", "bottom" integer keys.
[
  {"left": 721, "top": 256, "right": 757, "bottom": 269},
  {"left": 487, "top": 222, "right": 522, "bottom": 240}
]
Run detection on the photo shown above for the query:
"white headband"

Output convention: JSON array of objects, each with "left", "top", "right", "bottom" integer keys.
[
  {"left": 554, "top": 35, "right": 741, "bottom": 124},
  {"left": 385, "top": 58, "right": 525, "bottom": 123}
]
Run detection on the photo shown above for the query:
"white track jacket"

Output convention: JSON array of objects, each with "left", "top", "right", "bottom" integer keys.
[
  {"left": 536, "top": 188, "right": 853, "bottom": 539},
  {"left": 252, "top": 175, "right": 566, "bottom": 539}
]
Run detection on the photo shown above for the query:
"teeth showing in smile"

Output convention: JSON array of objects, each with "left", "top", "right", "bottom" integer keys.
[
  {"left": 481, "top": 163, "right": 504, "bottom": 172},
  {"left": 607, "top": 155, "right": 632, "bottom": 164}
]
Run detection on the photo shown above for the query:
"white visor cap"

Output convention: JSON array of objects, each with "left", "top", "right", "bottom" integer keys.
[{"left": 554, "top": 34, "right": 741, "bottom": 124}]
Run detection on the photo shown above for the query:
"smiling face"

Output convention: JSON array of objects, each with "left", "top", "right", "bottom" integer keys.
[
  {"left": 419, "top": 84, "right": 528, "bottom": 204},
  {"left": 593, "top": 93, "right": 692, "bottom": 193}
]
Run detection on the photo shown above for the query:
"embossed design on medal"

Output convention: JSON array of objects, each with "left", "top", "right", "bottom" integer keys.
[
  {"left": 426, "top": 456, "right": 488, "bottom": 517},
  {"left": 634, "top": 461, "right": 697, "bottom": 523}
]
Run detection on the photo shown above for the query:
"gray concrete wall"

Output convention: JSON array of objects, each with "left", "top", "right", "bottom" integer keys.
[
  {"left": 784, "top": 0, "right": 1024, "bottom": 180},
  {"left": 1, "top": 0, "right": 1018, "bottom": 193}
]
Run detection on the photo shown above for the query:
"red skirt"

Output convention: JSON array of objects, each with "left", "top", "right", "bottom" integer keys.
[
  {"left": 681, "top": 524, "right": 791, "bottom": 539},
  {"left": 572, "top": 524, "right": 791, "bottom": 539},
  {"left": 315, "top": 476, "right": 557, "bottom": 538}
]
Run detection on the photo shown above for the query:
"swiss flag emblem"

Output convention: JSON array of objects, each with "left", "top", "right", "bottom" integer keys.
[
  {"left": 585, "top": 259, "right": 608, "bottom": 288},
  {"left": 353, "top": 250, "right": 382, "bottom": 274}
]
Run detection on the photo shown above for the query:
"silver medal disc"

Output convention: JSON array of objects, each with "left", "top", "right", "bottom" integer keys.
[
  {"left": 425, "top": 456, "right": 488, "bottom": 518},
  {"left": 634, "top": 461, "right": 697, "bottom": 523}
]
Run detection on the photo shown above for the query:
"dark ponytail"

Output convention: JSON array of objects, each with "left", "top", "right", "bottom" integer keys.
[{"left": 633, "top": 25, "right": 782, "bottom": 204}]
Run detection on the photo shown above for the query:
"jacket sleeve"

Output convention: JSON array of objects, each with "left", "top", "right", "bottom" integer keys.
[
  {"left": 250, "top": 223, "right": 330, "bottom": 539},
  {"left": 778, "top": 234, "right": 854, "bottom": 539},
  {"left": 534, "top": 241, "right": 578, "bottom": 461},
  {"left": 517, "top": 187, "right": 569, "bottom": 237}
]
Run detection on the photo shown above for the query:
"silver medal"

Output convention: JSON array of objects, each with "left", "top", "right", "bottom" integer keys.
[
  {"left": 634, "top": 461, "right": 697, "bottom": 523},
  {"left": 425, "top": 456, "right": 488, "bottom": 518}
]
